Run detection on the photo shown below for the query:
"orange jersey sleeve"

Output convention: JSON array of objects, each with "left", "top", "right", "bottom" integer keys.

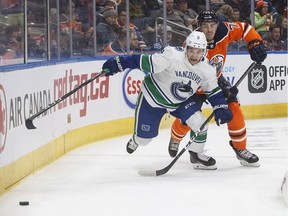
[
  {"left": 206, "top": 22, "right": 262, "bottom": 73},
  {"left": 223, "top": 22, "right": 262, "bottom": 43}
]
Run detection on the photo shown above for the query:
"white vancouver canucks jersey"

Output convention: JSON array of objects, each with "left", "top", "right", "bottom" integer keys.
[{"left": 137, "top": 46, "right": 220, "bottom": 110}]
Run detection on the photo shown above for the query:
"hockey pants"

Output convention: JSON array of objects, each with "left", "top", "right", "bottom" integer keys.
[{"left": 171, "top": 101, "right": 247, "bottom": 150}]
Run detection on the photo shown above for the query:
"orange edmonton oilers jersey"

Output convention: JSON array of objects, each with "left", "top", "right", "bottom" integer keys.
[{"left": 206, "top": 21, "right": 262, "bottom": 75}]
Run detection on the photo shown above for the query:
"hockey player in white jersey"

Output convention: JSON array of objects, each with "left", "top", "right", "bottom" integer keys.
[{"left": 102, "top": 31, "right": 233, "bottom": 169}]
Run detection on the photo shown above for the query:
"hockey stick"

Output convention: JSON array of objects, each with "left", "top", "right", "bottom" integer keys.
[
  {"left": 25, "top": 71, "right": 105, "bottom": 129},
  {"left": 138, "top": 113, "right": 214, "bottom": 176},
  {"left": 138, "top": 61, "right": 257, "bottom": 176}
]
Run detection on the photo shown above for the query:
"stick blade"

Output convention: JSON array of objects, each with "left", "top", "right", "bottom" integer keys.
[
  {"left": 138, "top": 170, "right": 157, "bottom": 177},
  {"left": 138, "top": 167, "right": 169, "bottom": 177},
  {"left": 25, "top": 118, "right": 36, "bottom": 129}
]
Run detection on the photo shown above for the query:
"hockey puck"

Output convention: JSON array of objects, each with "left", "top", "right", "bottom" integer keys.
[{"left": 19, "top": 201, "right": 29, "bottom": 206}]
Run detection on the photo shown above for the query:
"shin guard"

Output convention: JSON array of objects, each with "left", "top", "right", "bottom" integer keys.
[{"left": 228, "top": 102, "right": 247, "bottom": 150}]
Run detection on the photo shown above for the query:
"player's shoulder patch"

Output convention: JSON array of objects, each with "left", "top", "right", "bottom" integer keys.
[{"left": 175, "top": 46, "right": 184, "bottom": 52}]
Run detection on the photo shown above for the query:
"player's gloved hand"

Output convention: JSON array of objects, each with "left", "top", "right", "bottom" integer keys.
[
  {"left": 192, "top": 93, "right": 208, "bottom": 105},
  {"left": 222, "top": 85, "right": 239, "bottom": 99},
  {"left": 102, "top": 56, "right": 126, "bottom": 76},
  {"left": 213, "top": 104, "right": 233, "bottom": 126},
  {"left": 218, "top": 75, "right": 239, "bottom": 100},
  {"left": 247, "top": 39, "right": 267, "bottom": 64}
]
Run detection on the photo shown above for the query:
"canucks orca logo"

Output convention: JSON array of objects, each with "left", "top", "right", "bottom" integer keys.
[
  {"left": 209, "top": 54, "right": 225, "bottom": 72},
  {"left": 171, "top": 80, "right": 193, "bottom": 100}
]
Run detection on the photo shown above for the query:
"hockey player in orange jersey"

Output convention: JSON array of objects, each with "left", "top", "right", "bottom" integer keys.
[{"left": 168, "top": 10, "right": 267, "bottom": 169}]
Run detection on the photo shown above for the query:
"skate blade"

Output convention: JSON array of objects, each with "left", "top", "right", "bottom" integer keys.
[
  {"left": 168, "top": 150, "right": 177, "bottom": 158},
  {"left": 192, "top": 163, "right": 217, "bottom": 170},
  {"left": 239, "top": 160, "right": 260, "bottom": 167}
]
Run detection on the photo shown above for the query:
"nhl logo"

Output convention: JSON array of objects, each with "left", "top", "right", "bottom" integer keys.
[
  {"left": 248, "top": 65, "right": 267, "bottom": 93},
  {"left": 251, "top": 68, "right": 264, "bottom": 89}
]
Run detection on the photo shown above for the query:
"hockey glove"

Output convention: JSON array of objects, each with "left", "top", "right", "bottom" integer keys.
[
  {"left": 213, "top": 104, "right": 233, "bottom": 126},
  {"left": 102, "top": 56, "right": 126, "bottom": 76},
  {"left": 192, "top": 93, "right": 208, "bottom": 105},
  {"left": 247, "top": 39, "right": 267, "bottom": 64},
  {"left": 218, "top": 75, "right": 239, "bottom": 100},
  {"left": 222, "top": 85, "right": 239, "bottom": 100}
]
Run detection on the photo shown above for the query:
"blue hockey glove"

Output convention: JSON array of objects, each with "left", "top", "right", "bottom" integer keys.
[
  {"left": 248, "top": 39, "right": 267, "bottom": 64},
  {"left": 213, "top": 104, "right": 233, "bottom": 126},
  {"left": 102, "top": 56, "right": 126, "bottom": 76}
]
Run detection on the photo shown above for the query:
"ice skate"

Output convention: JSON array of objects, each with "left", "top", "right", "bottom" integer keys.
[
  {"left": 168, "top": 138, "right": 180, "bottom": 157},
  {"left": 229, "top": 141, "right": 260, "bottom": 167},
  {"left": 126, "top": 139, "right": 138, "bottom": 154},
  {"left": 189, "top": 151, "right": 217, "bottom": 170}
]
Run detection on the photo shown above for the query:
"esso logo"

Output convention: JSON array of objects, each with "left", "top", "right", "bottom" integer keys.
[
  {"left": 0, "top": 84, "right": 8, "bottom": 153},
  {"left": 122, "top": 68, "right": 147, "bottom": 109}
]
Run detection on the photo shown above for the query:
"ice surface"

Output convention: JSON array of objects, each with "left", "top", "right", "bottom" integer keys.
[{"left": 0, "top": 118, "right": 287, "bottom": 216}]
